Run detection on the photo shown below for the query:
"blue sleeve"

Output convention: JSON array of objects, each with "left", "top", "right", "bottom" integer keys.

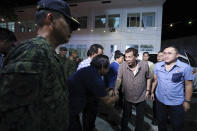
[
  {"left": 106, "top": 63, "right": 119, "bottom": 88},
  {"left": 154, "top": 64, "right": 158, "bottom": 75},
  {"left": 184, "top": 65, "right": 194, "bottom": 81}
]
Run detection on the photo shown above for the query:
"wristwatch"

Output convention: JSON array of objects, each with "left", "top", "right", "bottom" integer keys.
[{"left": 184, "top": 100, "right": 191, "bottom": 103}]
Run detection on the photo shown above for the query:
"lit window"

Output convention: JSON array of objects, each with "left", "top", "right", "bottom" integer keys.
[
  {"left": 126, "top": 44, "right": 139, "bottom": 51},
  {"left": 77, "top": 16, "right": 87, "bottom": 29},
  {"left": 108, "top": 14, "right": 120, "bottom": 28},
  {"left": 28, "top": 27, "right": 32, "bottom": 32},
  {"left": 0, "top": 23, "right": 6, "bottom": 28},
  {"left": 142, "top": 12, "right": 155, "bottom": 27},
  {"left": 27, "top": 22, "right": 36, "bottom": 32},
  {"left": 95, "top": 15, "right": 106, "bottom": 28},
  {"left": 76, "top": 45, "right": 87, "bottom": 59},
  {"left": 140, "top": 45, "right": 154, "bottom": 51},
  {"left": 110, "top": 45, "right": 118, "bottom": 53},
  {"left": 20, "top": 26, "right": 25, "bottom": 32},
  {"left": 127, "top": 13, "right": 140, "bottom": 27},
  {"left": 8, "top": 22, "right": 15, "bottom": 32}
]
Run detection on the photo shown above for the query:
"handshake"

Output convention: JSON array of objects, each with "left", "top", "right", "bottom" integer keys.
[{"left": 107, "top": 88, "right": 119, "bottom": 97}]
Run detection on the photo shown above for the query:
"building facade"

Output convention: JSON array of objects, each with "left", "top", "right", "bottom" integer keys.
[{"left": 0, "top": 0, "right": 165, "bottom": 59}]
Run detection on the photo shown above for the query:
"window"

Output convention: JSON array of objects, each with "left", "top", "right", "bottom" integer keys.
[
  {"left": 64, "top": 44, "right": 87, "bottom": 59},
  {"left": 76, "top": 45, "right": 87, "bottom": 59},
  {"left": 0, "top": 23, "right": 6, "bottom": 28},
  {"left": 95, "top": 15, "right": 106, "bottom": 28},
  {"left": 140, "top": 45, "right": 154, "bottom": 51},
  {"left": 108, "top": 14, "right": 120, "bottom": 28},
  {"left": 27, "top": 21, "right": 36, "bottom": 32},
  {"left": 20, "top": 26, "right": 25, "bottom": 32},
  {"left": 77, "top": 16, "right": 87, "bottom": 28},
  {"left": 142, "top": 12, "right": 155, "bottom": 27},
  {"left": 8, "top": 22, "right": 15, "bottom": 32},
  {"left": 65, "top": 45, "right": 75, "bottom": 57},
  {"left": 126, "top": 44, "right": 139, "bottom": 50},
  {"left": 110, "top": 45, "right": 118, "bottom": 53},
  {"left": 127, "top": 13, "right": 140, "bottom": 27}
]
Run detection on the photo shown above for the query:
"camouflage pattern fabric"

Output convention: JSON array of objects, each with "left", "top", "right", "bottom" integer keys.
[
  {"left": 0, "top": 36, "right": 69, "bottom": 131},
  {"left": 64, "top": 58, "right": 78, "bottom": 79},
  {"left": 58, "top": 54, "right": 67, "bottom": 64}
]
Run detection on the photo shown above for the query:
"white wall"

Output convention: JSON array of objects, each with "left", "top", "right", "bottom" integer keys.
[{"left": 66, "top": 0, "right": 164, "bottom": 58}]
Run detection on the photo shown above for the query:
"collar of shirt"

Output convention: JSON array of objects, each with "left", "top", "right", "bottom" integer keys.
[
  {"left": 114, "top": 60, "right": 120, "bottom": 65},
  {"left": 161, "top": 59, "right": 182, "bottom": 67},
  {"left": 126, "top": 60, "right": 142, "bottom": 76},
  {"left": 160, "top": 59, "right": 183, "bottom": 72}
]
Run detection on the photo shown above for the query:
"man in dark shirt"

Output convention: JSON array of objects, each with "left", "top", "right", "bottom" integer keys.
[{"left": 68, "top": 54, "right": 119, "bottom": 131}]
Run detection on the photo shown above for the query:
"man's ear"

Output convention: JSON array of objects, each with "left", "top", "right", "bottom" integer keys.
[
  {"left": 136, "top": 55, "right": 138, "bottom": 60},
  {"left": 46, "top": 13, "right": 54, "bottom": 26},
  {"left": 176, "top": 53, "right": 180, "bottom": 58}
]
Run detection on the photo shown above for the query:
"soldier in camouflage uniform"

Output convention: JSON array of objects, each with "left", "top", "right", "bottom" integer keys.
[
  {"left": 64, "top": 49, "right": 78, "bottom": 79},
  {"left": 0, "top": 0, "right": 80, "bottom": 131},
  {"left": 58, "top": 46, "right": 68, "bottom": 62}
]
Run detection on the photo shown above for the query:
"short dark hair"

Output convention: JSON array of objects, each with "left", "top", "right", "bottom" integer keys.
[
  {"left": 114, "top": 50, "right": 124, "bottom": 60},
  {"left": 91, "top": 54, "right": 109, "bottom": 70},
  {"left": 125, "top": 48, "right": 138, "bottom": 57},
  {"left": 59, "top": 47, "right": 67, "bottom": 51},
  {"left": 0, "top": 27, "right": 17, "bottom": 42},
  {"left": 35, "top": 10, "right": 62, "bottom": 27},
  {"left": 87, "top": 49, "right": 90, "bottom": 56},
  {"left": 88, "top": 44, "right": 103, "bottom": 56},
  {"left": 143, "top": 52, "right": 149, "bottom": 56},
  {"left": 165, "top": 46, "right": 179, "bottom": 54}
]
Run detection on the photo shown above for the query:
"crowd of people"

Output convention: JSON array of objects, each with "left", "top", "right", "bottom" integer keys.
[{"left": 0, "top": 0, "right": 194, "bottom": 131}]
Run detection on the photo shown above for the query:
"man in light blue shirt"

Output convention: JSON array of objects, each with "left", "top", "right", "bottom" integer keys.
[{"left": 151, "top": 46, "right": 193, "bottom": 131}]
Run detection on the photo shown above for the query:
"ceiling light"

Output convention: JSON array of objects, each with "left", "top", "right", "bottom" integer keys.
[
  {"left": 170, "top": 24, "right": 173, "bottom": 27},
  {"left": 1, "top": 18, "right": 5, "bottom": 22}
]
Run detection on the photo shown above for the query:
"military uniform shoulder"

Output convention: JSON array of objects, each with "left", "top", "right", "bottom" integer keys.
[{"left": 6, "top": 36, "right": 50, "bottom": 63}]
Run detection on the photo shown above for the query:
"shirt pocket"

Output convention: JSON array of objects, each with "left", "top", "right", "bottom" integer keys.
[{"left": 171, "top": 72, "right": 183, "bottom": 82}]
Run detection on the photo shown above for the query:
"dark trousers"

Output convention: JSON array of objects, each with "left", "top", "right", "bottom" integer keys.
[
  {"left": 121, "top": 100, "right": 146, "bottom": 131},
  {"left": 156, "top": 99, "right": 184, "bottom": 131},
  {"left": 68, "top": 113, "right": 82, "bottom": 131},
  {"left": 82, "top": 99, "right": 98, "bottom": 131},
  {"left": 152, "top": 95, "right": 157, "bottom": 120}
]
